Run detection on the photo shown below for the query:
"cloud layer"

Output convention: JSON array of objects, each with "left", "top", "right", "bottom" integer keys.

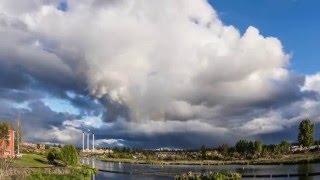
[{"left": 0, "top": 0, "right": 319, "bottom": 148}]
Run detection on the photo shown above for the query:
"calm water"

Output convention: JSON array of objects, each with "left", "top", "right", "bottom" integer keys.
[{"left": 82, "top": 158, "right": 320, "bottom": 180}]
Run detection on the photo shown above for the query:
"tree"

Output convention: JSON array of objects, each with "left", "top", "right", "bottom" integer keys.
[
  {"left": 278, "top": 140, "right": 290, "bottom": 154},
  {"left": 254, "top": 140, "right": 263, "bottom": 155},
  {"left": 0, "top": 122, "right": 9, "bottom": 140},
  {"left": 60, "top": 145, "right": 79, "bottom": 166},
  {"left": 218, "top": 144, "right": 229, "bottom": 156},
  {"left": 235, "top": 140, "right": 248, "bottom": 155},
  {"left": 248, "top": 141, "right": 255, "bottom": 155},
  {"left": 0, "top": 122, "right": 10, "bottom": 154},
  {"left": 298, "top": 119, "right": 314, "bottom": 147},
  {"left": 200, "top": 145, "right": 207, "bottom": 160}
]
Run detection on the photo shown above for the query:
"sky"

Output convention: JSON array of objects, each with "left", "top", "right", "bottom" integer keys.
[
  {"left": 211, "top": 0, "right": 320, "bottom": 74},
  {"left": 0, "top": 0, "right": 320, "bottom": 149}
]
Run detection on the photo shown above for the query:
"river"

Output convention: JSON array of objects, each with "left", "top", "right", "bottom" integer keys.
[{"left": 82, "top": 158, "right": 320, "bottom": 179}]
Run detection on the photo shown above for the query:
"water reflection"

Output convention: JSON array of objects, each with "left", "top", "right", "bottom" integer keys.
[
  {"left": 298, "top": 164, "right": 314, "bottom": 180},
  {"left": 82, "top": 158, "right": 320, "bottom": 180}
]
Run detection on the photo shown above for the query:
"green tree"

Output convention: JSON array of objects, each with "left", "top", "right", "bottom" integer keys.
[
  {"left": 248, "top": 141, "right": 255, "bottom": 155},
  {"left": 298, "top": 119, "right": 314, "bottom": 147},
  {"left": 60, "top": 145, "right": 79, "bottom": 166},
  {"left": 0, "top": 122, "right": 10, "bottom": 155},
  {"left": 254, "top": 140, "right": 263, "bottom": 155},
  {"left": 200, "top": 145, "right": 207, "bottom": 160},
  {"left": 218, "top": 144, "right": 229, "bottom": 156},
  {"left": 235, "top": 140, "right": 248, "bottom": 155},
  {"left": 278, "top": 140, "right": 290, "bottom": 154},
  {"left": 0, "top": 122, "right": 9, "bottom": 140}
]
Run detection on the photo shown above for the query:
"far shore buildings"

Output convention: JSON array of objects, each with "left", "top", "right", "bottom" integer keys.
[{"left": 0, "top": 129, "right": 15, "bottom": 158}]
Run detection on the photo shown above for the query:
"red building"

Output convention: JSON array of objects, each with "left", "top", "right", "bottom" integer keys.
[{"left": 0, "top": 129, "right": 15, "bottom": 158}]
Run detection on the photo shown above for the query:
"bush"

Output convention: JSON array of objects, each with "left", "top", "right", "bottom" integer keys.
[
  {"left": 60, "top": 145, "right": 79, "bottom": 166},
  {"left": 47, "top": 148, "right": 61, "bottom": 164},
  {"left": 45, "top": 145, "right": 50, "bottom": 149},
  {"left": 175, "top": 171, "right": 241, "bottom": 180}
]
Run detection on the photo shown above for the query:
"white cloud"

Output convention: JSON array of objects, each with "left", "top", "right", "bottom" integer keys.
[
  {"left": 302, "top": 73, "right": 320, "bottom": 93},
  {"left": 18, "top": 0, "right": 289, "bottom": 122},
  {"left": 63, "top": 116, "right": 105, "bottom": 129},
  {"left": 96, "top": 139, "right": 125, "bottom": 147},
  {"left": 32, "top": 125, "right": 82, "bottom": 144},
  {"left": 0, "top": 0, "right": 312, "bottom": 147},
  {"left": 238, "top": 112, "right": 285, "bottom": 136}
]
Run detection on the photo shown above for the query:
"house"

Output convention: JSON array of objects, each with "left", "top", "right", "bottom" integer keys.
[{"left": 0, "top": 129, "right": 15, "bottom": 158}]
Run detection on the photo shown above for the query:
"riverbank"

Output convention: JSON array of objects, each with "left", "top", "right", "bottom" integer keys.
[
  {"left": 99, "top": 152, "right": 320, "bottom": 166},
  {"left": 0, "top": 153, "right": 95, "bottom": 179}
]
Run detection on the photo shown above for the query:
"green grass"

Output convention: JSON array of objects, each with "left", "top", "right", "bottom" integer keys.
[
  {"left": 8, "top": 153, "right": 96, "bottom": 179},
  {"left": 27, "top": 166, "right": 96, "bottom": 180},
  {"left": 14, "top": 153, "right": 51, "bottom": 168},
  {"left": 27, "top": 173, "right": 91, "bottom": 180}
]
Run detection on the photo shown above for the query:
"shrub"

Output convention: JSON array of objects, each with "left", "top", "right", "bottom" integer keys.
[
  {"left": 60, "top": 145, "right": 79, "bottom": 166},
  {"left": 175, "top": 171, "right": 241, "bottom": 180},
  {"left": 45, "top": 145, "right": 50, "bottom": 149},
  {"left": 47, "top": 148, "right": 61, "bottom": 164}
]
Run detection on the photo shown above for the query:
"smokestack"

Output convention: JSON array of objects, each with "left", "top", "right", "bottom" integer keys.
[
  {"left": 87, "top": 133, "right": 90, "bottom": 150},
  {"left": 92, "top": 133, "right": 95, "bottom": 151},
  {"left": 82, "top": 132, "right": 85, "bottom": 151}
]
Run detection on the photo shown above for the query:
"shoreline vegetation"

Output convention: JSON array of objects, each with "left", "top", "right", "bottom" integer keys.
[
  {"left": 99, "top": 152, "right": 320, "bottom": 166},
  {"left": 97, "top": 119, "right": 320, "bottom": 168},
  {"left": 175, "top": 172, "right": 241, "bottom": 180}
]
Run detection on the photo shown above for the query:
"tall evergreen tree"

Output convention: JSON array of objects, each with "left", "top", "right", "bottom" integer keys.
[{"left": 298, "top": 119, "right": 314, "bottom": 147}]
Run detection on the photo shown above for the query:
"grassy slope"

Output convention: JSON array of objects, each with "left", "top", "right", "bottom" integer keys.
[
  {"left": 28, "top": 172, "right": 91, "bottom": 180},
  {"left": 13, "top": 153, "right": 51, "bottom": 168},
  {"left": 11, "top": 153, "right": 95, "bottom": 180}
]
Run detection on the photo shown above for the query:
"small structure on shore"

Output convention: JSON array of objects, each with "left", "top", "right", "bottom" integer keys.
[{"left": 0, "top": 129, "right": 15, "bottom": 158}]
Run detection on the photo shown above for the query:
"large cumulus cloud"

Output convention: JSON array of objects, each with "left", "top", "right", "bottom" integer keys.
[{"left": 0, "top": 0, "right": 319, "bottom": 148}]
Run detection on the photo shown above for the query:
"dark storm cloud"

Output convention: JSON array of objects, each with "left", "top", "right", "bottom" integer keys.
[
  {"left": 0, "top": 88, "right": 43, "bottom": 103},
  {"left": 67, "top": 95, "right": 104, "bottom": 116},
  {"left": 99, "top": 96, "right": 130, "bottom": 122},
  {"left": 0, "top": 99, "right": 81, "bottom": 143},
  {"left": 25, "top": 101, "right": 76, "bottom": 128}
]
